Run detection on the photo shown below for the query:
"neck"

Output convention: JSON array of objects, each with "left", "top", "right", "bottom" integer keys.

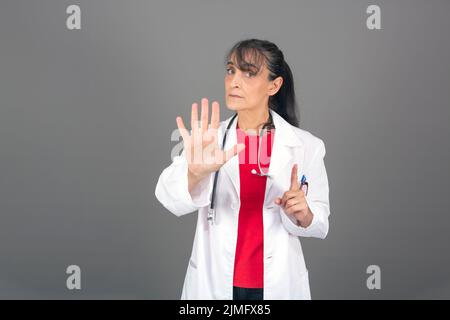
[{"left": 237, "top": 108, "right": 270, "bottom": 133}]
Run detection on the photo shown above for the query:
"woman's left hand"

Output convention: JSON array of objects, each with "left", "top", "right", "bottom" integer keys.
[{"left": 274, "top": 164, "right": 313, "bottom": 228}]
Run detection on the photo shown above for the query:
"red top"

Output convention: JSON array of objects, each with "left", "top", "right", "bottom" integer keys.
[{"left": 233, "top": 122, "right": 274, "bottom": 288}]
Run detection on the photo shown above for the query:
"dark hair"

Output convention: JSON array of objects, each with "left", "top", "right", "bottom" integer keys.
[{"left": 225, "top": 39, "right": 299, "bottom": 127}]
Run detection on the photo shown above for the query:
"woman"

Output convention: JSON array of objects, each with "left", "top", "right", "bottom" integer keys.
[{"left": 155, "top": 39, "right": 330, "bottom": 300}]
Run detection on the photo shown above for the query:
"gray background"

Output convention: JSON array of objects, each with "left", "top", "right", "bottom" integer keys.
[{"left": 1, "top": 0, "right": 449, "bottom": 299}]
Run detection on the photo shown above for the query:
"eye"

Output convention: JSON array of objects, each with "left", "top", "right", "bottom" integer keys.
[
  {"left": 245, "top": 71, "right": 256, "bottom": 78},
  {"left": 226, "top": 68, "right": 234, "bottom": 75}
]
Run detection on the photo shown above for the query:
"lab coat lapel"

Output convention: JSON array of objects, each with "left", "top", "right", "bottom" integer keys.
[{"left": 264, "top": 110, "right": 304, "bottom": 204}]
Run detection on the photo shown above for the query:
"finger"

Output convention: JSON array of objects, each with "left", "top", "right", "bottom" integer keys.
[
  {"left": 191, "top": 102, "right": 199, "bottom": 137},
  {"left": 223, "top": 143, "right": 245, "bottom": 163},
  {"left": 210, "top": 101, "right": 220, "bottom": 129},
  {"left": 176, "top": 116, "right": 190, "bottom": 142},
  {"left": 285, "top": 197, "right": 302, "bottom": 210},
  {"left": 205, "top": 102, "right": 220, "bottom": 147},
  {"left": 274, "top": 197, "right": 282, "bottom": 205},
  {"left": 285, "top": 203, "right": 306, "bottom": 215},
  {"left": 289, "top": 164, "right": 300, "bottom": 191},
  {"left": 281, "top": 191, "right": 298, "bottom": 208},
  {"left": 201, "top": 98, "right": 209, "bottom": 135},
  {"left": 203, "top": 133, "right": 216, "bottom": 153}
]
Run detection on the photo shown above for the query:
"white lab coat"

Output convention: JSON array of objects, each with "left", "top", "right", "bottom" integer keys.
[{"left": 155, "top": 109, "right": 330, "bottom": 300}]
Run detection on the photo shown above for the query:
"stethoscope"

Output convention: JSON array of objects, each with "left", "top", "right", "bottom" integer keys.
[{"left": 207, "top": 111, "right": 275, "bottom": 224}]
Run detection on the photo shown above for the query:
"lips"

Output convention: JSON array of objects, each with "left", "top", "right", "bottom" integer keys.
[{"left": 229, "top": 94, "right": 243, "bottom": 98}]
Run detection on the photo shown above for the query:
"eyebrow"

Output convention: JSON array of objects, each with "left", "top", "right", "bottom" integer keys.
[{"left": 226, "top": 61, "right": 259, "bottom": 71}]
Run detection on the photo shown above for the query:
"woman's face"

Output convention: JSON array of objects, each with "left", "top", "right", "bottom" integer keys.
[{"left": 224, "top": 52, "right": 282, "bottom": 112}]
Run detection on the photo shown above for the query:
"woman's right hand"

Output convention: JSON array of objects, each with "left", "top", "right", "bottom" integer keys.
[{"left": 176, "top": 98, "right": 245, "bottom": 184}]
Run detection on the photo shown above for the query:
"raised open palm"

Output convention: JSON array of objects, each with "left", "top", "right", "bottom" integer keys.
[{"left": 176, "top": 98, "right": 245, "bottom": 179}]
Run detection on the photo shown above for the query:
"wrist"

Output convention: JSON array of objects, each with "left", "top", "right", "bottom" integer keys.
[
  {"left": 188, "top": 168, "right": 208, "bottom": 193},
  {"left": 297, "top": 209, "right": 313, "bottom": 228},
  {"left": 188, "top": 168, "right": 207, "bottom": 182}
]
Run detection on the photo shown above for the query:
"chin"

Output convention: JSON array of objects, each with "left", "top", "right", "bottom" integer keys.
[{"left": 225, "top": 98, "right": 245, "bottom": 111}]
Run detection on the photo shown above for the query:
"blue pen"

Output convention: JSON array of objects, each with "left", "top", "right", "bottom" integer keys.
[{"left": 300, "top": 174, "right": 306, "bottom": 186}]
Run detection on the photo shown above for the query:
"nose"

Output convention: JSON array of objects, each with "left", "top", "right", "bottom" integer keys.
[{"left": 229, "top": 72, "right": 242, "bottom": 88}]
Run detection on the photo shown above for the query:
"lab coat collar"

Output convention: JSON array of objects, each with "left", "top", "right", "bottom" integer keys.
[{"left": 220, "top": 109, "right": 304, "bottom": 200}]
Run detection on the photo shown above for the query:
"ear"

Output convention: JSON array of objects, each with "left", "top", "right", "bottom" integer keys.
[{"left": 268, "top": 76, "right": 283, "bottom": 96}]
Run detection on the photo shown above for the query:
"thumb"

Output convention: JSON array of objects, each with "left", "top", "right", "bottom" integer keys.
[
  {"left": 290, "top": 164, "right": 300, "bottom": 191},
  {"left": 223, "top": 143, "right": 245, "bottom": 163}
]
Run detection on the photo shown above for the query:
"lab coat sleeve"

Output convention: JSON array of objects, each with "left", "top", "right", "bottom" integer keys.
[
  {"left": 155, "top": 149, "right": 214, "bottom": 217},
  {"left": 280, "top": 139, "right": 330, "bottom": 239}
]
